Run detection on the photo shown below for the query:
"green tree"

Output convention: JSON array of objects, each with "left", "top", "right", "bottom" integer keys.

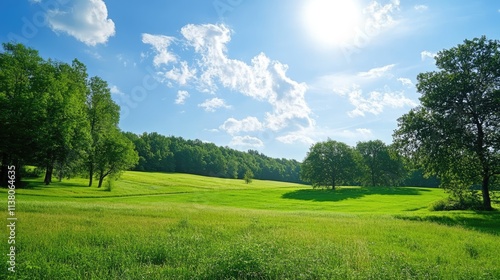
[
  {"left": 0, "top": 43, "right": 45, "bottom": 186},
  {"left": 301, "top": 140, "right": 360, "bottom": 189},
  {"left": 393, "top": 36, "right": 500, "bottom": 210},
  {"left": 86, "top": 76, "right": 120, "bottom": 187},
  {"left": 37, "top": 60, "right": 90, "bottom": 184},
  {"left": 94, "top": 130, "right": 138, "bottom": 188},
  {"left": 356, "top": 140, "right": 405, "bottom": 186},
  {"left": 244, "top": 169, "right": 254, "bottom": 184}
]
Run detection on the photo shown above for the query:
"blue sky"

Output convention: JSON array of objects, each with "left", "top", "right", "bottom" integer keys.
[{"left": 2, "top": 0, "right": 500, "bottom": 160}]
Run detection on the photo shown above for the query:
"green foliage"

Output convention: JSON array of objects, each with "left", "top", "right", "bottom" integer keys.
[
  {"left": 430, "top": 195, "right": 484, "bottom": 211},
  {"left": 301, "top": 139, "right": 361, "bottom": 189},
  {"left": 244, "top": 169, "right": 254, "bottom": 184},
  {"left": 356, "top": 140, "right": 406, "bottom": 186},
  {"left": 0, "top": 43, "right": 141, "bottom": 189},
  {"left": 94, "top": 130, "right": 139, "bottom": 188},
  {"left": 394, "top": 36, "right": 500, "bottom": 210},
  {"left": 0, "top": 43, "right": 45, "bottom": 185},
  {"left": 125, "top": 134, "right": 302, "bottom": 183}
]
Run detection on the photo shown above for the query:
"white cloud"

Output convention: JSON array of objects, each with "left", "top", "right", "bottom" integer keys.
[
  {"left": 397, "top": 77, "right": 413, "bottom": 87},
  {"left": 421, "top": 50, "right": 437, "bottom": 61},
  {"left": 230, "top": 135, "right": 264, "bottom": 148},
  {"left": 110, "top": 85, "right": 124, "bottom": 96},
  {"left": 341, "top": 85, "right": 417, "bottom": 117},
  {"left": 358, "top": 64, "right": 395, "bottom": 79},
  {"left": 144, "top": 23, "right": 314, "bottom": 144},
  {"left": 198, "top": 97, "right": 231, "bottom": 112},
  {"left": 142, "top": 33, "right": 177, "bottom": 67},
  {"left": 175, "top": 90, "right": 190, "bottom": 105},
  {"left": 363, "top": 0, "right": 400, "bottom": 34},
  {"left": 220, "top": 117, "right": 264, "bottom": 135},
  {"left": 46, "top": 0, "right": 115, "bottom": 46},
  {"left": 414, "top": 5, "right": 428, "bottom": 11},
  {"left": 163, "top": 61, "right": 196, "bottom": 85}
]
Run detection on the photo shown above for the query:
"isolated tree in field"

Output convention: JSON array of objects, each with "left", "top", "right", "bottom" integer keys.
[
  {"left": 244, "top": 169, "right": 254, "bottom": 184},
  {"left": 94, "top": 130, "right": 138, "bottom": 188},
  {"left": 0, "top": 43, "right": 45, "bottom": 186},
  {"left": 301, "top": 140, "right": 359, "bottom": 189},
  {"left": 356, "top": 140, "right": 405, "bottom": 186},
  {"left": 393, "top": 36, "right": 500, "bottom": 210}
]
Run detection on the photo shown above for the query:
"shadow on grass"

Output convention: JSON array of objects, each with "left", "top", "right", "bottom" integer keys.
[
  {"left": 282, "top": 187, "right": 427, "bottom": 202},
  {"left": 22, "top": 179, "right": 90, "bottom": 189},
  {"left": 395, "top": 211, "right": 500, "bottom": 236}
]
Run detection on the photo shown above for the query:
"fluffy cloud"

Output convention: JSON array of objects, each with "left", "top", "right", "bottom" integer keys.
[
  {"left": 46, "top": 0, "right": 115, "bottom": 46},
  {"left": 142, "top": 33, "right": 177, "bottom": 66},
  {"left": 220, "top": 117, "right": 264, "bottom": 135},
  {"left": 144, "top": 23, "right": 314, "bottom": 145},
  {"left": 342, "top": 86, "right": 417, "bottom": 117},
  {"left": 198, "top": 97, "right": 231, "bottom": 112},
  {"left": 175, "top": 90, "right": 190, "bottom": 105},
  {"left": 230, "top": 135, "right": 264, "bottom": 148},
  {"left": 421, "top": 50, "right": 437, "bottom": 61},
  {"left": 163, "top": 61, "right": 196, "bottom": 85},
  {"left": 364, "top": 0, "right": 400, "bottom": 33}
]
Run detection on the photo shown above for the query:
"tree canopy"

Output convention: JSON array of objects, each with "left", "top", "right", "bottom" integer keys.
[
  {"left": 0, "top": 43, "right": 137, "bottom": 188},
  {"left": 394, "top": 36, "right": 500, "bottom": 210},
  {"left": 301, "top": 140, "right": 360, "bottom": 189},
  {"left": 356, "top": 140, "right": 405, "bottom": 187}
]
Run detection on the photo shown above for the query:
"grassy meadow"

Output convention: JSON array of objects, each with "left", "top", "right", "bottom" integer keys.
[{"left": 1, "top": 171, "right": 499, "bottom": 279}]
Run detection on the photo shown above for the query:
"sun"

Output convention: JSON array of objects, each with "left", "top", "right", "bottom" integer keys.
[{"left": 302, "top": 0, "right": 362, "bottom": 48}]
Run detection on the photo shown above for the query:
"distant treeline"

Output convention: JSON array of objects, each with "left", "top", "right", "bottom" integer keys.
[{"left": 124, "top": 132, "right": 303, "bottom": 183}]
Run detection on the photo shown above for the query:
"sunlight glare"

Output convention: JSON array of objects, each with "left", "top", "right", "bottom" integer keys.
[{"left": 302, "top": 0, "right": 362, "bottom": 48}]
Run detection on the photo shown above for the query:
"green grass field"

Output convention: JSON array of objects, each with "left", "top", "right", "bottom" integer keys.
[{"left": 1, "top": 171, "right": 499, "bottom": 279}]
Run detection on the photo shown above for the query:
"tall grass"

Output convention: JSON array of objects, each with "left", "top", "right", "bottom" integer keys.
[{"left": 1, "top": 172, "right": 499, "bottom": 279}]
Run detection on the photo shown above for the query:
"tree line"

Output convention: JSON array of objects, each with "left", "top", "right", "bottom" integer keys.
[
  {"left": 0, "top": 43, "right": 138, "bottom": 188},
  {"left": 123, "top": 132, "right": 302, "bottom": 183}
]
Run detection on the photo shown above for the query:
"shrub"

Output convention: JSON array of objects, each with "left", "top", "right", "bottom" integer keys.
[{"left": 430, "top": 197, "right": 484, "bottom": 211}]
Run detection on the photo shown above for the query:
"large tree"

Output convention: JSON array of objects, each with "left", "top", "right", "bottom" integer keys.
[
  {"left": 94, "top": 130, "right": 138, "bottom": 188},
  {"left": 37, "top": 60, "right": 90, "bottom": 184},
  {"left": 86, "top": 76, "right": 120, "bottom": 187},
  {"left": 301, "top": 140, "right": 360, "bottom": 189},
  {"left": 0, "top": 43, "right": 45, "bottom": 186},
  {"left": 393, "top": 36, "right": 500, "bottom": 210},
  {"left": 356, "top": 140, "right": 405, "bottom": 187}
]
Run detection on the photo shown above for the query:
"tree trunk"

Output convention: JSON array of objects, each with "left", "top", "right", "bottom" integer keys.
[
  {"left": 88, "top": 163, "right": 93, "bottom": 187},
  {"left": 97, "top": 174, "right": 104, "bottom": 188},
  {"left": 481, "top": 174, "right": 492, "bottom": 211},
  {"left": 0, "top": 153, "right": 9, "bottom": 187},
  {"left": 371, "top": 169, "right": 375, "bottom": 187},
  {"left": 44, "top": 164, "right": 53, "bottom": 185}
]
